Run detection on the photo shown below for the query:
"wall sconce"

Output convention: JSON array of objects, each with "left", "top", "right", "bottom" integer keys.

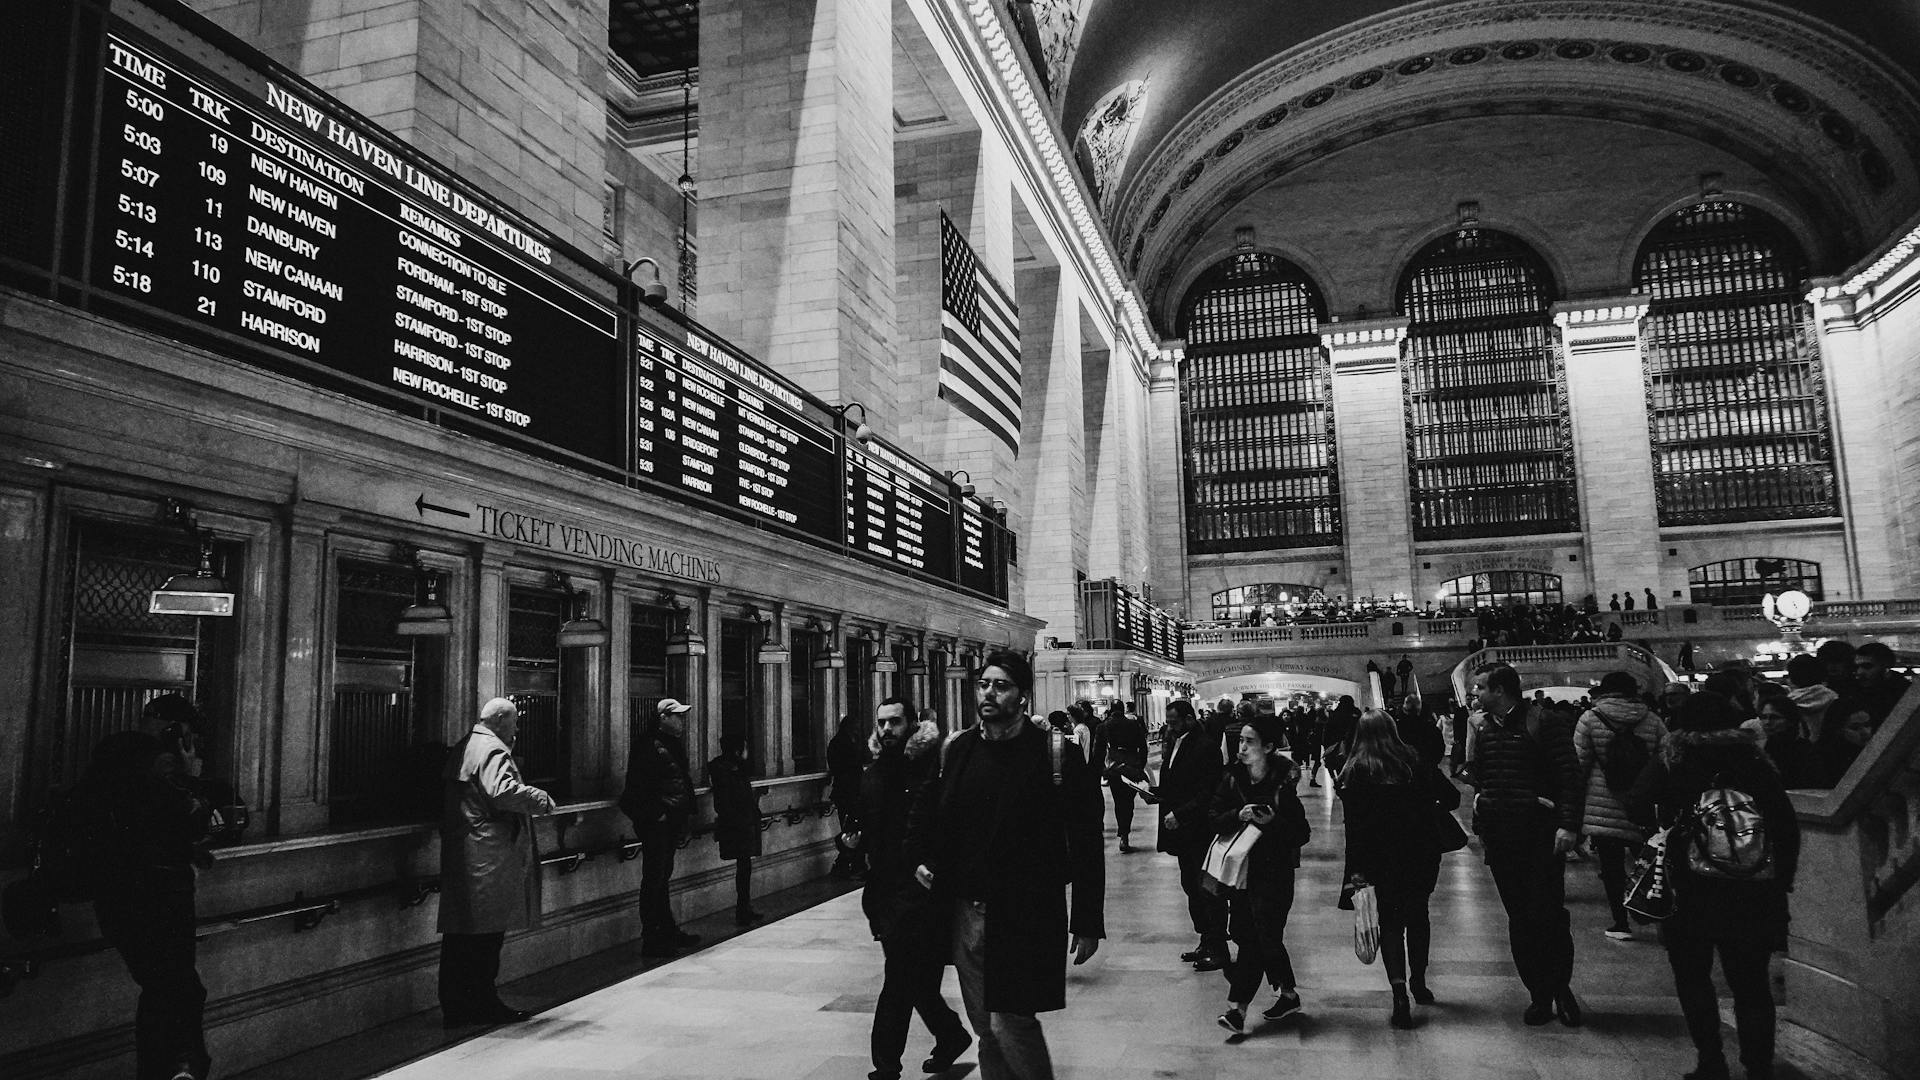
[
  {"left": 552, "top": 571, "right": 610, "bottom": 648},
  {"left": 808, "top": 616, "right": 845, "bottom": 669},
  {"left": 838, "top": 402, "right": 874, "bottom": 442},
  {"left": 393, "top": 546, "right": 451, "bottom": 637},
  {"left": 623, "top": 256, "right": 669, "bottom": 305},
  {"left": 149, "top": 499, "right": 235, "bottom": 617},
  {"left": 946, "top": 469, "right": 975, "bottom": 496},
  {"left": 904, "top": 636, "right": 929, "bottom": 677},
  {"left": 660, "top": 590, "right": 707, "bottom": 656},
  {"left": 748, "top": 604, "right": 790, "bottom": 665}
]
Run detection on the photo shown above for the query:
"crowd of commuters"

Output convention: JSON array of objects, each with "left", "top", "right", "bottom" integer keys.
[{"left": 57, "top": 630, "right": 1907, "bottom": 1080}]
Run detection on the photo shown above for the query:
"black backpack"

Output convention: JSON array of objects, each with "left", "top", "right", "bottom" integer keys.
[{"left": 1599, "top": 716, "right": 1650, "bottom": 793}]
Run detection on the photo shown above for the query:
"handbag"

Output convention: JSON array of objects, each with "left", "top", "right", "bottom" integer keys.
[
  {"left": 1352, "top": 883, "right": 1381, "bottom": 964},
  {"left": 1431, "top": 806, "right": 1470, "bottom": 854},
  {"left": 1623, "top": 826, "right": 1677, "bottom": 923},
  {"left": 1201, "top": 823, "right": 1262, "bottom": 895}
]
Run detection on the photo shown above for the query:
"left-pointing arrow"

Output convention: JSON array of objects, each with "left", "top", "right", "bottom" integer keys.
[{"left": 415, "top": 494, "right": 471, "bottom": 518}]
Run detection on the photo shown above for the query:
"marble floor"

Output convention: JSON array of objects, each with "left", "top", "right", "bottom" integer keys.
[{"left": 370, "top": 774, "right": 1794, "bottom": 1080}]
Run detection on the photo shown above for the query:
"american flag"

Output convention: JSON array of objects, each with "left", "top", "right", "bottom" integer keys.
[{"left": 939, "top": 212, "right": 1022, "bottom": 453}]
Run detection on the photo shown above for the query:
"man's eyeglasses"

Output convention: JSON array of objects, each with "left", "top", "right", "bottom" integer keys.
[{"left": 975, "top": 679, "right": 1020, "bottom": 694}]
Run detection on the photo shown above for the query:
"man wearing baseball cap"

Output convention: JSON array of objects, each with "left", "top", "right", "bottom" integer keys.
[{"left": 620, "top": 697, "right": 698, "bottom": 956}]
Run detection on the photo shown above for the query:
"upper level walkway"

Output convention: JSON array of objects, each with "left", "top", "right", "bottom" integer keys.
[{"left": 317, "top": 773, "right": 1865, "bottom": 1080}]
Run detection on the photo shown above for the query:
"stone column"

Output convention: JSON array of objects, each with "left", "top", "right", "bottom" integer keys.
[
  {"left": 698, "top": 0, "right": 897, "bottom": 414},
  {"left": 1322, "top": 318, "right": 1413, "bottom": 601},
  {"left": 1554, "top": 299, "right": 1663, "bottom": 604},
  {"left": 1146, "top": 346, "right": 1189, "bottom": 615},
  {"left": 1810, "top": 283, "right": 1901, "bottom": 597},
  {"left": 1014, "top": 267, "right": 1086, "bottom": 641}
]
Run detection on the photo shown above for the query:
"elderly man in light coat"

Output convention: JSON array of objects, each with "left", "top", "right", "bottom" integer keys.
[{"left": 438, "top": 697, "right": 555, "bottom": 1027}]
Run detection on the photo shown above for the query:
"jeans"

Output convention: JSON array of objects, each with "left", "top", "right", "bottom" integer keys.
[
  {"left": 871, "top": 935, "right": 968, "bottom": 1078},
  {"left": 1224, "top": 875, "right": 1296, "bottom": 1004},
  {"left": 1592, "top": 836, "right": 1633, "bottom": 927},
  {"left": 952, "top": 901, "right": 1053, "bottom": 1080},
  {"left": 1486, "top": 830, "right": 1574, "bottom": 1001},
  {"left": 438, "top": 932, "right": 507, "bottom": 1017},
  {"left": 1174, "top": 843, "right": 1228, "bottom": 954},
  {"left": 640, "top": 818, "right": 682, "bottom": 944},
  {"left": 1665, "top": 927, "right": 1776, "bottom": 1074},
  {"left": 96, "top": 883, "right": 210, "bottom": 1080}
]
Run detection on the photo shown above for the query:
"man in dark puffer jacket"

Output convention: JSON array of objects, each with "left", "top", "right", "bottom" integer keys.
[{"left": 1467, "top": 663, "right": 1585, "bottom": 1027}]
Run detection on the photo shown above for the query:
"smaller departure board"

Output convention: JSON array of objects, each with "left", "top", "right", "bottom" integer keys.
[{"left": 844, "top": 440, "right": 956, "bottom": 578}]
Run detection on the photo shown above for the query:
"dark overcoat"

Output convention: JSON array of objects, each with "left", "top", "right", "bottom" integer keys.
[
  {"left": 707, "top": 754, "right": 763, "bottom": 860},
  {"left": 857, "top": 718, "right": 944, "bottom": 950},
  {"left": 906, "top": 718, "right": 1105, "bottom": 1014},
  {"left": 1156, "top": 725, "right": 1223, "bottom": 854}
]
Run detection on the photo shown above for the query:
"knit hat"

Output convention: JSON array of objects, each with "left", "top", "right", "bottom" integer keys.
[{"left": 1595, "top": 671, "right": 1640, "bottom": 699}]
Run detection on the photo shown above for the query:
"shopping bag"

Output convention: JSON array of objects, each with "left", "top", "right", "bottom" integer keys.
[
  {"left": 1352, "top": 884, "right": 1381, "bottom": 964},
  {"left": 1200, "top": 824, "right": 1262, "bottom": 895},
  {"left": 1624, "top": 826, "right": 1676, "bottom": 923}
]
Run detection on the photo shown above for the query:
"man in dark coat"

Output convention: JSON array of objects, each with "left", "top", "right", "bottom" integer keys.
[
  {"left": 860, "top": 697, "right": 970, "bottom": 1080},
  {"left": 908, "top": 651, "right": 1104, "bottom": 1080},
  {"left": 1098, "top": 701, "right": 1150, "bottom": 852},
  {"left": 1156, "top": 697, "right": 1228, "bottom": 970},
  {"left": 619, "top": 698, "right": 696, "bottom": 957},
  {"left": 1467, "top": 663, "right": 1585, "bottom": 1027}
]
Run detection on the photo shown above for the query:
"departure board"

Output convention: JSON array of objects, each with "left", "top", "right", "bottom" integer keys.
[
  {"left": 957, "top": 504, "right": 999, "bottom": 597},
  {"left": 633, "top": 323, "right": 841, "bottom": 543},
  {"left": 844, "top": 440, "right": 955, "bottom": 576},
  {"left": 89, "top": 26, "right": 623, "bottom": 463}
]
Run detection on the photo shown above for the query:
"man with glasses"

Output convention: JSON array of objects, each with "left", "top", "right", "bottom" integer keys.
[{"left": 908, "top": 651, "right": 1105, "bottom": 1080}]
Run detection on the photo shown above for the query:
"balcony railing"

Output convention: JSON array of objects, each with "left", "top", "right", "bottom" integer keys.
[{"left": 1185, "top": 617, "right": 1473, "bottom": 648}]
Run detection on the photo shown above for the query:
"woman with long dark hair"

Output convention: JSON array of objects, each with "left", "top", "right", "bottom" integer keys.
[
  {"left": 1337, "top": 708, "right": 1459, "bottom": 1028},
  {"left": 1209, "top": 714, "right": 1310, "bottom": 1036}
]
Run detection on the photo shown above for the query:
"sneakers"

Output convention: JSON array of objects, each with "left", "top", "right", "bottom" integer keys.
[
  {"left": 1260, "top": 992, "right": 1301, "bottom": 1022},
  {"left": 1604, "top": 924, "right": 1634, "bottom": 940},
  {"left": 1216, "top": 1007, "right": 1246, "bottom": 1035}
]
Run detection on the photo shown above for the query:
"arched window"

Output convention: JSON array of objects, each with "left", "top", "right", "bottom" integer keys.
[
  {"left": 1210, "top": 582, "right": 1326, "bottom": 623},
  {"left": 1178, "top": 253, "right": 1339, "bottom": 552},
  {"left": 1398, "top": 229, "right": 1575, "bottom": 539},
  {"left": 1437, "top": 571, "right": 1564, "bottom": 609},
  {"left": 1634, "top": 202, "right": 1836, "bottom": 524},
  {"left": 1687, "top": 557, "right": 1822, "bottom": 606}
]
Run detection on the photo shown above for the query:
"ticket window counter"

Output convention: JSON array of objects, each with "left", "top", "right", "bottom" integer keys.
[
  {"left": 54, "top": 518, "right": 241, "bottom": 791},
  {"left": 329, "top": 559, "right": 447, "bottom": 826},
  {"left": 506, "top": 585, "right": 569, "bottom": 800},
  {"left": 628, "top": 600, "right": 671, "bottom": 736}
]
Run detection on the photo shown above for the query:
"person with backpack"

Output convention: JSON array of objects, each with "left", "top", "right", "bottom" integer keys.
[
  {"left": 1629, "top": 691, "right": 1800, "bottom": 1080},
  {"left": 1209, "top": 714, "right": 1310, "bottom": 1037},
  {"left": 1573, "top": 671, "right": 1665, "bottom": 939},
  {"left": 1098, "top": 700, "right": 1150, "bottom": 852},
  {"left": 620, "top": 698, "right": 697, "bottom": 957}
]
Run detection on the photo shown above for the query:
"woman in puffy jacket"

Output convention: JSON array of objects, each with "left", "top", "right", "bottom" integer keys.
[
  {"left": 1573, "top": 671, "right": 1666, "bottom": 938},
  {"left": 1207, "top": 714, "right": 1310, "bottom": 1037},
  {"left": 1630, "top": 691, "right": 1799, "bottom": 1080},
  {"left": 1338, "top": 709, "right": 1461, "bottom": 1028}
]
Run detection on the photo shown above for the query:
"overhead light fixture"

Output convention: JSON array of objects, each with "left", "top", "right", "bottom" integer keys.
[
  {"left": 661, "top": 590, "right": 707, "bottom": 657},
  {"left": 946, "top": 469, "right": 975, "bottom": 496},
  {"left": 623, "top": 256, "right": 669, "bottom": 306},
  {"left": 1762, "top": 590, "right": 1811, "bottom": 633},
  {"left": 149, "top": 499, "right": 235, "bottom": 617},
  {"left": 748, "top": 605, "right": 789, "bottom": 665},
  {"left": 394, "top": 547, "right": 451, "bottom": 637},
  {"left": 838, "top": 402, "right": 874, "bottom": 442},
  {"left": 553, "top": 571, "right": 610, "bottom": 648}
]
